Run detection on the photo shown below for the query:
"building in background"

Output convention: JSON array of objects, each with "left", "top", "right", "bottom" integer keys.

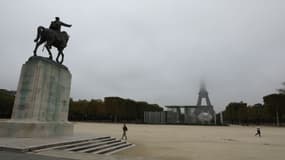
[{"left": 144, "top": 81, "right": 216, "bottom": 124}]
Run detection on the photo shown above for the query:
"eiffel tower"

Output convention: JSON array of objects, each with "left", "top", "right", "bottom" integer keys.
[
  {"left": 190, "top": 81, "right": 215, "bottom": 123},
  {"left": 196, "top": 81, "right": 212, "bottom": 106}
]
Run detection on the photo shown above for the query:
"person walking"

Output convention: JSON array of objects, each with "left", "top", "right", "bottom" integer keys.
[
  {"left": 121, "top": 123, "right": 128, "bottom": 140},
  {"left": 255, "top": 128, "right": 261, "bottom": 137}
]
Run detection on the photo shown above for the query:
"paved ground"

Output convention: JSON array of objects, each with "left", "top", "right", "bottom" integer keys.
[
  {"left": 73, "top": 123, "right": 285, "bottom": 160},
  {"left": 0, "top": 151, "right": 73, "bottom": 160},
  {"left": 1, "top": 122, "right": 285, "bottom": 160}
]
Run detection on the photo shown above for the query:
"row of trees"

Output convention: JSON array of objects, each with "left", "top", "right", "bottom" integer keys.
[
  {"left": 0, "top": 89, "right": 15, "bottom": 118},
  {"left": 222, "top": 83, "right": 285, "bottom": 126},
  {"left": 0, "top": 90, "right": 163, "bottom": 123},
  {"left": 1, "top": 82, "right": 284, "bottom": 125},
  {"left": 69, "top": 97, "right": 163, "bottom": 122}
]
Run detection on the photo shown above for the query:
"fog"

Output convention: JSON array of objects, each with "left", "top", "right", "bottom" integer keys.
[{"left": 1, "top": 0, "right": 285, "bottom": 111}]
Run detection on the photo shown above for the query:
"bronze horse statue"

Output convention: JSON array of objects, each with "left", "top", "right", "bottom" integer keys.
[{"left": 33, "top": 26, "right": 69, "bottom": 64}]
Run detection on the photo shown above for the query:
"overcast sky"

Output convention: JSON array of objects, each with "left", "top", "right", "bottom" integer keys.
[{"left": 0, "top": 0, "right": 285, "bottom": 111}]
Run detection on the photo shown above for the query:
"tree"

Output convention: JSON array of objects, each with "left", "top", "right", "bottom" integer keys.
[
  {"left": 263, "top": 94, "right": 285, "bottom": 126},
  {"left": 69, "top": 96, "right": 163, "bottom": 122},
  {"left": 223, "top": 102, "right": 247, "bottom": 124},
  {"left": 247, "top": 103, "right": 263, "bottom": 124}
]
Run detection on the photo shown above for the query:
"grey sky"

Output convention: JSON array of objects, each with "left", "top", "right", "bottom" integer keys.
[{"left": 0, "top": 0, "right": 285, "bottom": 111}]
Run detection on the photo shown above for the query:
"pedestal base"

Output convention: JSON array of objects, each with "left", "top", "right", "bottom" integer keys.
[{"left": 0, "top": 120, "right": 73, "bottom": 137}]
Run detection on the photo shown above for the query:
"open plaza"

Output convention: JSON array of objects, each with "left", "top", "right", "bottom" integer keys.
[
  {"left": 1, "top": 1, "right": 285, "bottom": 160},
  {"left": 31, "top": 122, "right": 285, "bottom": 160}
]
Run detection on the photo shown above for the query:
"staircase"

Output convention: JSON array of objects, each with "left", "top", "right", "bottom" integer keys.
[{"left": 31, "top": 136, "right": 135, "bottom": 155}]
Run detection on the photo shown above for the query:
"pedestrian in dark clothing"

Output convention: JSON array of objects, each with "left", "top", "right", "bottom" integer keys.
[
  {"left": 255, "top": 128, "right": 261, "bottom": 137},
  {"left": 121, "top": 123, "right": 128, "bottom": 140}
]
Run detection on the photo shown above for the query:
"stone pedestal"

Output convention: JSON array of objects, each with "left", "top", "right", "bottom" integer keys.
[{"left": 0, "top": 56, "right": 73, "bottom": 137}]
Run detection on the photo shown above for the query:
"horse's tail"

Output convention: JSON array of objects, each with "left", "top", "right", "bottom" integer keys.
[{"left": 34, "top": 26, "right": 45, "bottom": 43}]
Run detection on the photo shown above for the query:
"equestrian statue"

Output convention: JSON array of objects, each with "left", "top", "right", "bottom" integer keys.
[{"left": 33, "top": 17, "right": 72, "bottom": 64}]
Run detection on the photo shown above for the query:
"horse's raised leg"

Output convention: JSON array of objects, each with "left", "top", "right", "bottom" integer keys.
[
  {"left": 56, "top": 50, "right": 64, "bottom": 64},
  {"left": 45, "top": 44, "right": 53, "bottom": 60},
  {"left": 60, "top": 52, "right": 64, "bottom": 64},
  {"left": 33, "top": 43, "right": 39, "bottom": 56},
  {"left": 56, "top": 52, "right": 60, "bottom": 63},
  {"left": 33, "top": 40, "right": 45, "bottom": 56}
]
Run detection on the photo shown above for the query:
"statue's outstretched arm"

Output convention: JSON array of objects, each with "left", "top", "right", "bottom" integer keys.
[{"left": 61, "top": 22, "right": 72, "bottom": 28}]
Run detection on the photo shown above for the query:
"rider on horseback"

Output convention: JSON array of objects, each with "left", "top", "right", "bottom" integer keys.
[
  {"left": 48, "top": 17, "right": 72, "bottom": 49},
  {"left": 49, "top": 17, "right": 72, "bottom": 32},
  {"left": 33, "top": 17, "right": 72, "bottom": 64}
]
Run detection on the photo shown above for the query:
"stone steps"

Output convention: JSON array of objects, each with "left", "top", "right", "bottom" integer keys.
[
  {"left": 56, "top": 137, "right": 116, "bottom": 150},
  {"left": 31, "top": 136, "right": 135, "bottom": 155},
  {"left": 30, "top": 136, "right": 111, "bottom": 152},
  {"left": 84, "top": 141, "right": 126, "bottom": 153},
  {"left": 96, "top": 142, "right": 134, "bottom": 155},
  {"left": 29, "top": 136, "right": 111, "bottom": 152},
  {"left": 67, "top": 139, "right": 120, "bottom": 152}
]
